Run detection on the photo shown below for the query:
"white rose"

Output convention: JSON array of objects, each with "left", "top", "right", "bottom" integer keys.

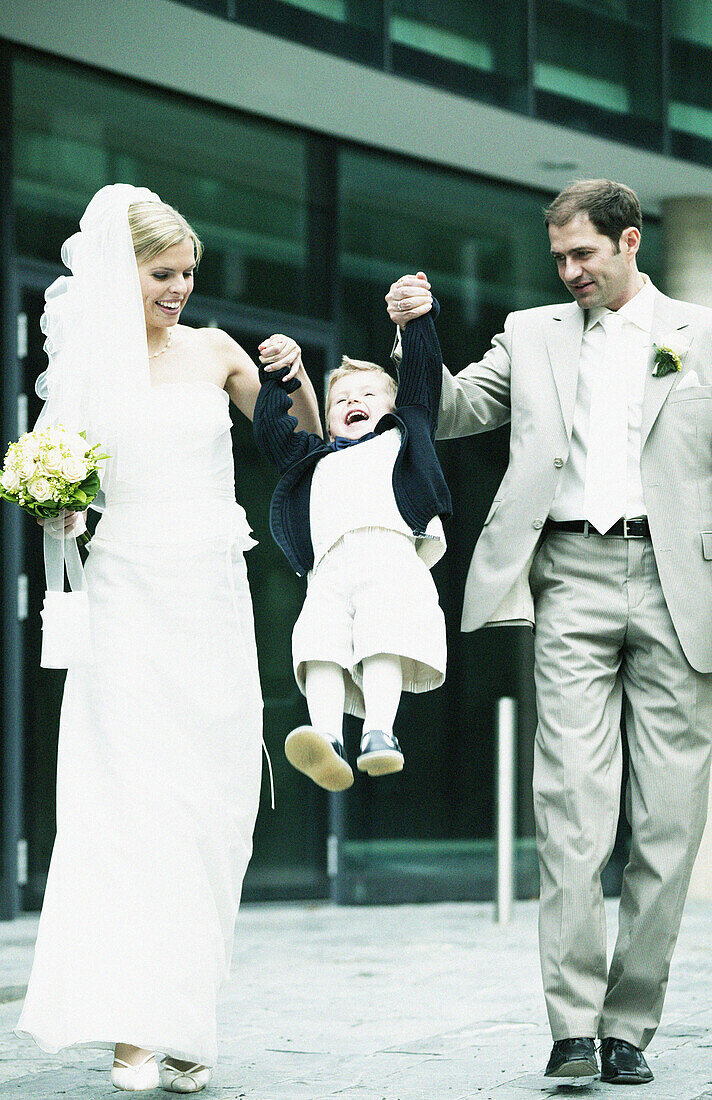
[
  {"left": 42, "top": 447, "right": 64, "bottom": 474},
  {"left": 67, "top": 433, "right": 90, "bottom": 458},
  {"left": 20, "top": 455, "right": 37, "bottom": 480},
  {"left": 60, "top": 456, "right": 88, "bottom": 483},
  {"left": 28, "top": 476, "right": 53, "bottom": 502},
  {"left": 46, "top": 427, "right": 70, "bottom": 448},
  {"left": 1, "top": 467, "right": 21, "bottom": 494},
  {"left": 659, "top": 334, "right": 689, "bottom": 359},
  {"left": 20, "top": 433, "right": 42, "bottom": 459}
]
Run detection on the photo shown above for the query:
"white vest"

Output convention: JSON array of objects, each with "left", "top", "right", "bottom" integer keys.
[{"left": 310, "top": 429, "right": 445, "bottom": 569}]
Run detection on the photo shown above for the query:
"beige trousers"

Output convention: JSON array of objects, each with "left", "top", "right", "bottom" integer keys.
[{"left": 529, "top": 531, "right": 712, "bottom": 1049}]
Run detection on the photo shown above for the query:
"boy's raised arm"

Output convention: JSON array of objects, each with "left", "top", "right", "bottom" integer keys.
[
  {"left": 253, "top": 359, "right": 325, "bottom": 474},
  {"left": 396, "top": 298, "right": 443, "bottom": 438}
]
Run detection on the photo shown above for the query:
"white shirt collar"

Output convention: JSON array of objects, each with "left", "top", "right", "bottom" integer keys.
[{"left": 585, "top": 274, "right": 656, "bottom": 334}]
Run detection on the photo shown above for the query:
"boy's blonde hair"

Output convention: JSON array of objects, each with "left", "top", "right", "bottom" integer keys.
[
  {"left": 325, "top": 356, "right": 397, "bottom": 427},
  {"left": 128, "top": 200, "right": 203, "bottom": 265}
]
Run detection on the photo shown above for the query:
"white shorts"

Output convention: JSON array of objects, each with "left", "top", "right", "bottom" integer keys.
[{"left": 292, "top": 528, "right": 446, "bottom": 717}]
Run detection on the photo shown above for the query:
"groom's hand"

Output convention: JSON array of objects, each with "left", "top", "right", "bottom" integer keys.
[{"left": 386, "top": 271, "right": 432, "bottom": 329}]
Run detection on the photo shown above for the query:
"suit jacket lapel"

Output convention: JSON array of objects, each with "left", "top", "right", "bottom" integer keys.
[
  {"left": 641, "top": 293, "right": 692, "bottom": 447},
  {"left": 545, "top": 302, "right": 584, "bottom": 439}
]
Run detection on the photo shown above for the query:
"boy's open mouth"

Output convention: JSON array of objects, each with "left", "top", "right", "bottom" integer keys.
[{"left": 345, "top": 409, "right": 368, "bottom": 425}]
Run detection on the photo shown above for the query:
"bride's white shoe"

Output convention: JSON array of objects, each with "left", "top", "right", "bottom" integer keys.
[
  {"left": 111, "top": 1052, "right": 160, "bottom": 1091},
  {"left": 159, "top": 1058, "right": 211, "bottom": 1093}
]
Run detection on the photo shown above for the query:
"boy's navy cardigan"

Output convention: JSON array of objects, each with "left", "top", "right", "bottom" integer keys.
[{"left": 252, "top": 301, "right": 452, "bottom": 577}]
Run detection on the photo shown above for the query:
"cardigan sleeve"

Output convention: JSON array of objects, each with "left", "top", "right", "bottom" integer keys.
[
  {"left": 253, "top": 365, "right": 326, "bottom": 474},
  {"left": 395, "top": 298, "right": 443, "bottom": 440}
]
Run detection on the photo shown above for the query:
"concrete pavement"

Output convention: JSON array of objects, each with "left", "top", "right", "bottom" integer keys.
[{"left": 0, "top": 898, "right": 710, "bottom": 1099}]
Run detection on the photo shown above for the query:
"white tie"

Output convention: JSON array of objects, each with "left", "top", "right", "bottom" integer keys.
[{"left": 583, "top": 312, "right": 628, "bottom": 534}]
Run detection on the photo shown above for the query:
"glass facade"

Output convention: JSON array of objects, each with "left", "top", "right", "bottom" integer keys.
[
  {"left": 13, "top": 56, "right": 323, "bottom": 319},
  {"left": 389, "top": 0, "right": 529, "bottom": 110},
  {"left": 220, "top": 0, "right": 385, "bottom": 65},
  {"left": 669, "top": 1, "right": 712, "bottom": 159},
  {"left": 534, "top": 0, "right": 663, "bottom": 148},
  {"left": 6, "top": 45, "right": 664, "bottom": 910},
  {"left": 182, "top": 1, "right": 712, "bottom": 166}
]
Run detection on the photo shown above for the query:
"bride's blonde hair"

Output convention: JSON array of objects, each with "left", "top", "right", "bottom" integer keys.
[{"left": 128, "top": 200, "right": 203, "bottom": 265}]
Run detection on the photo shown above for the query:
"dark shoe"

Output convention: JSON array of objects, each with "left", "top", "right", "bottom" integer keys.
[
  {"left": 356, "top": 729, "right": 404, "bottom": 776},
  {"left": 600, "top": 1038, "right": 653, "bottom": 1084},
  {"left": 545, "top": 1037, "right": 599, "bottom": 1081},
  {"left": 284, "top": 726, "right": 353, "bottom": 791}
]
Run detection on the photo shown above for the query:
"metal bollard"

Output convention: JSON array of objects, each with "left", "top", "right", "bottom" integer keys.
[
  {"left": 495, "top": 697, "right": 517, "bottom": 924},
  {"left": 327, "top": 788, "right": 347, "bottom": 905}
]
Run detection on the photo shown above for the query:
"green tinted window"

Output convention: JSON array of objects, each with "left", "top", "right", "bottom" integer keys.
[
  {"left": 389, "top": 0, "right": 528, "bottom": 107},
  {"left": 669, "top": 1, "right": 712, "bottom": 142},
  {"left": 534, "top": 0, "right": 661, "bottom": 122},
  {"left": 390, "top": 0, "right": 526, "bottom": 77},
  {"left": 13, "top": 55, "right": 316, "bottom": 316}
]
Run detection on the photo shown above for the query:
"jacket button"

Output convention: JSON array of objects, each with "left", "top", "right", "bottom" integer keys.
[
  {"left": 554, "top": 457, "right": 564, "bottom": 468},
  {"left": 532, "top": 519, "right": 544, "bottom": 530}
]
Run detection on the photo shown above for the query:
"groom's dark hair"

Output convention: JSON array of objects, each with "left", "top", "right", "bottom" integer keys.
[{"left": 544, "top": 179, "right": 642, "bottom": 251}]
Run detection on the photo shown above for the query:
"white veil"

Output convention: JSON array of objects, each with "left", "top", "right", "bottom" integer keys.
[
  {"left": 36, "top": 182, "right": 159, "bottom": 499},
  {"left": 35, "top": 183, "right": 159, "bottom": 667}
]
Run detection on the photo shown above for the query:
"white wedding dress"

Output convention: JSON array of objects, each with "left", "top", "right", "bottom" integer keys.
[{"left": 16, "top": 382, "right": 263, "bottom": 1067}]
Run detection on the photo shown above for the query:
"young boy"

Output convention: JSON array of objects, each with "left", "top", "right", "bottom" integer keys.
[{"left": 253, "top": 299, "right": 451, "bottom": 791}]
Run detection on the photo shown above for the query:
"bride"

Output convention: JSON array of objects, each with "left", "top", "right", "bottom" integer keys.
[{"left": 15, "top": 185, "right": 321, "bottom": 1093}]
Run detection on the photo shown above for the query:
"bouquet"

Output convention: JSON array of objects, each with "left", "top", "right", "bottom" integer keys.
[{"left": 1, "top": 426, "right": 108, "bottom": 538}]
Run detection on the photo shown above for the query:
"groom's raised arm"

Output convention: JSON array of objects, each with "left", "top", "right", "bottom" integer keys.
[{"left": 386, "top": 271, "right": 512, "bottom": 439}]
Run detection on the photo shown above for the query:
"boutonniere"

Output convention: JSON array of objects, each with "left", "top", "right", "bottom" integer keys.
[{"left": 652, "top": 337, "right": 688, "bottom": 377}]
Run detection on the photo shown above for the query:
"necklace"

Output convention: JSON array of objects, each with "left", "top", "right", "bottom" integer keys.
[{"left": 149, "top": 327, "right": 173, "bottom": 359}]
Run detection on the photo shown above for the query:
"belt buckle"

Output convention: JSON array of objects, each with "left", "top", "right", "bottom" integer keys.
[{"left": 623, "top": 518, "right": 644, "bottom": 539}]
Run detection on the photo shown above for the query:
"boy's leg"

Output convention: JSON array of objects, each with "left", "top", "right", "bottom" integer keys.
[
  {"left": 285, "top": 661, "right": 354, "bottom": 792},
  {"left": 304, "top": 660, "right": 346, "bottom": 743},
  {"left": 358, "top": 653, "right": 405, "bottom": 776},
  {"left": 361, "top": 653, "right": 403, "bottom": 733}
]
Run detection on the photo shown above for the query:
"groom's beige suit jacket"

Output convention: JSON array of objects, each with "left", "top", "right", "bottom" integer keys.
[{"left": 437, "top": 290, "right": 712, "bottom": 673}]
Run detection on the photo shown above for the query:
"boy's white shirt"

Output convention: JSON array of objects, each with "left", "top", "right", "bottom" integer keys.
[{"left": 310, "top": 428, "right": 445, "bottom": 571}]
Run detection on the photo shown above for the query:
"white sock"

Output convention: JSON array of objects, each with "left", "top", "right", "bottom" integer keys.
[
  {"left": 361, "top": 653, "right": 403, "bottom": 733},
  {"left": 304, "top": 661, "right": 346, "bottom": 743}
]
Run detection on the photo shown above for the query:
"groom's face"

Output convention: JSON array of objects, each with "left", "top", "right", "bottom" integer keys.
[{"left": 548, "top": 213, "right": 639, "bottom": 311}]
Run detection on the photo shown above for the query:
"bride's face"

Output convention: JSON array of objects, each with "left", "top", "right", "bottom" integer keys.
[{"left": 137, "top": 238, "right": 196, "bottom": 331}]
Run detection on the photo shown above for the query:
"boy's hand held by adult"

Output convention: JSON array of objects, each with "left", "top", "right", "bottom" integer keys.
[
  {"left": 258, "top": 333, "right": 303, "bottom": 381},
  {"left": 386, "top": 271, "right": 432, "bottom": 328},
  {"left": 258, "top": 333, "right": 303, "bottom": 392}
]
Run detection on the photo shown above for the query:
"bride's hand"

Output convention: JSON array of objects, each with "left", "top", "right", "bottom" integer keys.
[
  {"left": 38, "top": 510, "right": 88, "bottom": 539},
  {"left": 258, "top": 334, "right": 303, "bottom": 383}
]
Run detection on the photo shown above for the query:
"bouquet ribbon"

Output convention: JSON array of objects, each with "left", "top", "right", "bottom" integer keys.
[{"left": 40, "top": 525, "right": 92, "bottom": 669}]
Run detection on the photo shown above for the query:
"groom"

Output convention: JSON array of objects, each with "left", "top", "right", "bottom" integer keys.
[{"left": 388, "top": 179, "right": 712, "bottom": 1085}]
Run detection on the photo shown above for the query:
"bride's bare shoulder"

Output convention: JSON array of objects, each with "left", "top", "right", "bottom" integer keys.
[{"left": 188, "top": 325, "right": 253, "bottom": 366}]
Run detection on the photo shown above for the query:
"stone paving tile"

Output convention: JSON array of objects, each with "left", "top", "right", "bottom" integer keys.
[{"left": 0, "top": 899, "right": 710, "bottom": 1098}]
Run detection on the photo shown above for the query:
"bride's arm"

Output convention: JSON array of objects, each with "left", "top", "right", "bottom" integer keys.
[{"left": 206, "top": 328, "right": 321, "bottom": 435}]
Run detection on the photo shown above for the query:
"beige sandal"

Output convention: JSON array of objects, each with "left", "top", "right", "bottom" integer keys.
[
  {"left": 159, "top": 1058, "right": 211, "bottom": 1093},
  {"left": 111, "top": 1051, "right": 159, "bottom": 1091}
]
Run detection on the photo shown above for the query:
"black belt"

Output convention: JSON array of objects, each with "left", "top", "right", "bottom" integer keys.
[{"left": 546, "top": 517, "right": 650, "bottom": 538}]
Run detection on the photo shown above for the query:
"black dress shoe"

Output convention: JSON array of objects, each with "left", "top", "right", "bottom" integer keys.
[
  {"left": 600, "top": 1038, "right": 653, "bottom": 1084},
  {"left": 356, "top": 729, "right": 404, "bottom": 776},
  {"left": 545, "top": 1037, "right": 599, "bottom": 1080}
]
